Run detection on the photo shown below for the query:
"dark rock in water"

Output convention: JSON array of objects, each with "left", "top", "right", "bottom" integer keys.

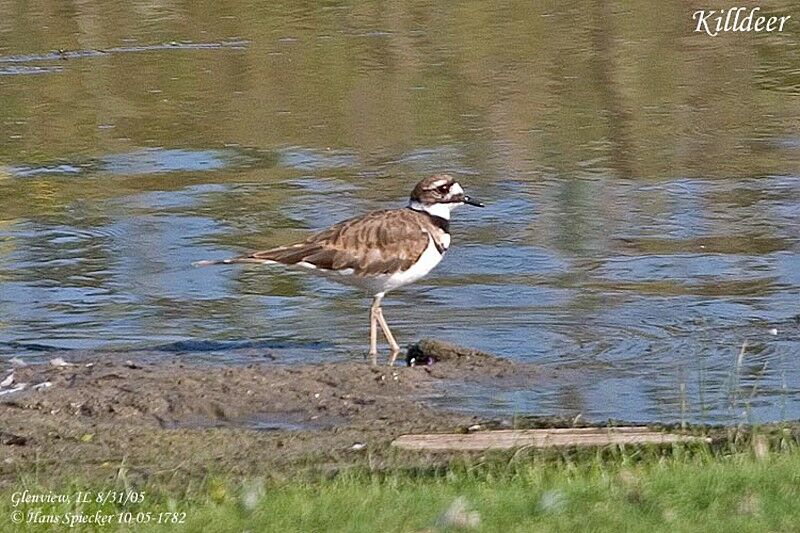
[
  {"left": 406, "top": 339, "right": 499, "bottom": 366},
  {"left": 406, "top": 344, "right": 433, "bottom": 367}
]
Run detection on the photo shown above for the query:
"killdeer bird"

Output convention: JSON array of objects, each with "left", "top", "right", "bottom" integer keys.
[{"left": 196, "top": 174, "right": 484, "bottom": 365}]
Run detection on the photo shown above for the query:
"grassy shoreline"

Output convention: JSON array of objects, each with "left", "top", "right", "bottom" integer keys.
[
  {"left": 3, "top": 435, "right": 800, "bottom": 532},
  {"left": 3, "top": 353, "right": 799, "bottom": 531}
]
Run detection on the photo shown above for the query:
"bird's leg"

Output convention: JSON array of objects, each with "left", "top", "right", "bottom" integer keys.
[
  {"left": 368, "top": 295, "right": 380, "bottom": 366},
  {"left": 375, "top": 305, "right": 401, "bottom": 366}
]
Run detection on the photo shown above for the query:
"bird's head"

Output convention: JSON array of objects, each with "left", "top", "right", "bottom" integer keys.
[{"left": 408, "top": 174, "right": 484, "bottom": 219}]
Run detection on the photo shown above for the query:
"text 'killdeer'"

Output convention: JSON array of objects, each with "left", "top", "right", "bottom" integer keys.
[{"left": 195, "top": 174, "right": 484, "bottom": 365}]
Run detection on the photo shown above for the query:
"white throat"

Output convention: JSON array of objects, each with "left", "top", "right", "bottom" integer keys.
[{"left": 408, "top": 200, "right": 459, "bottom": 220}]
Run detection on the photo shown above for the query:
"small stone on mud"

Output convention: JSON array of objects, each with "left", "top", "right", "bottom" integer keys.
[
  {"left": 0, "top": 383, "right": 26, "bottom": 396},
  {"left": 737, "top": 492, "right": 761, "bottom": 516},
  {"left": 539, "top": 490, "right": 567, "bottom": 513},
  {"left": 240, "top": 479, "right": 264, "bottom": 511},
  {"left": 435, "top": 497, "right": 480, "bottom": 530},
  {"left": 753, "top": 435, "right": 770, "bottom": 460},
  {"left": 1, "top": 431, "right": 28, "bottom": 446},
  {"left": 50, "top": 357, "right": 75, "bottom": 367}
]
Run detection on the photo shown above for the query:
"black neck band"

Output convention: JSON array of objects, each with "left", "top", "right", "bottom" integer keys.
[{"left": 408, "top": 206, "right": 450, "bottom": 233}]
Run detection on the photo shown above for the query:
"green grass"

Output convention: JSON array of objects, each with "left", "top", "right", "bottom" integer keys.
[{"left": 3, "top": 443, "right": 800, "bottom": 532}]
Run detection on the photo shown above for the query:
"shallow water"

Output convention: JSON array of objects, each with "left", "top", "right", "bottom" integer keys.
[{"left": 1, "top": 1, "right": 799, "bottom": 424}]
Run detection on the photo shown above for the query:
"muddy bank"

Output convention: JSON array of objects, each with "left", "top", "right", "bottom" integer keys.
[{"left": 0, "top": 340, "right": 546, "bottom": 487}]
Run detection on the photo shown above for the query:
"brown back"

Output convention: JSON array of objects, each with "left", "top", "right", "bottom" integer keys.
[{"left": 248, "top": 209, "right": 437, "bottom": 276}]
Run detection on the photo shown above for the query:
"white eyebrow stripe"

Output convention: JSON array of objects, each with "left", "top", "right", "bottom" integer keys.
[{"left": 426, "top": 179, "right": 450, "bottom": 190}]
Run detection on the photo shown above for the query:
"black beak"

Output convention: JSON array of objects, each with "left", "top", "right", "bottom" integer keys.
[{"left": 463, "top": 195, "right": 485, "bottom": 207}]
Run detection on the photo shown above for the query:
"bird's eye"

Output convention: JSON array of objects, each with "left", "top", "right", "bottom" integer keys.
[{"left": 436, "top": 184, "right": 450, "bottom": 194}]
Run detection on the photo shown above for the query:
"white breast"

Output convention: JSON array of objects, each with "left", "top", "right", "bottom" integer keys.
[
  {"left": 272, "top": 234, "right": 445, "bottom": 296},
  {"left": 344, "top": 236, "right": 442, "bottom": 294}
]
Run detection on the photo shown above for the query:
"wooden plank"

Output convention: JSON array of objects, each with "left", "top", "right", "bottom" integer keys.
[{"left": 391, "top": 427, "right": 710, "bottom": 451}]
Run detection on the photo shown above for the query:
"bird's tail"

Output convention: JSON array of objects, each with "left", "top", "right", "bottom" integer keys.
[
  {"left": 194, "top": 242, "right": 317, "bottom": 268},
  {"left": 192, "top": 257, "right": 273, "bottom": 267}
]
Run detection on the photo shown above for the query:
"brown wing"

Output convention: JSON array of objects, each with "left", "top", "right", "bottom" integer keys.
[{"left": 245, "top": 209, "right": 431, "bottom": 276}]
